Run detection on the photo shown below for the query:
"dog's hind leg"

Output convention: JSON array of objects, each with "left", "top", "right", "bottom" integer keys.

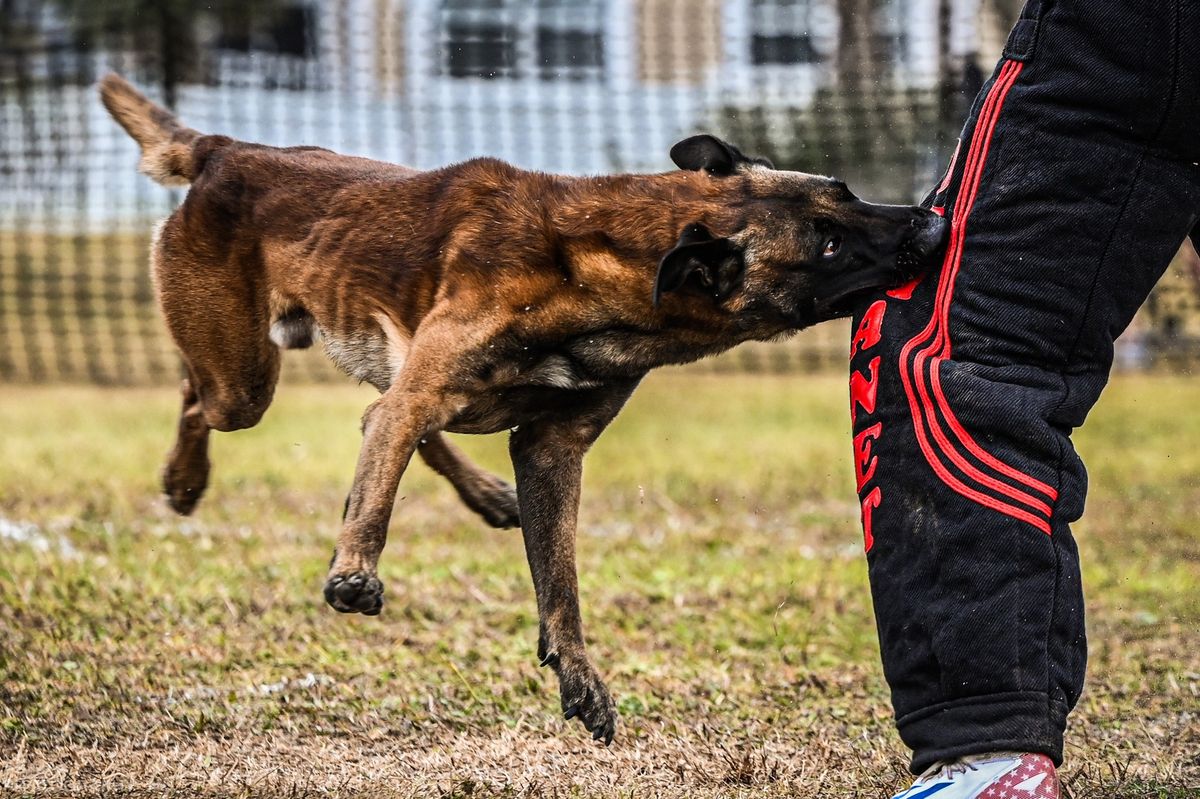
[
  {"left": 154, "top": 214, "right": 282, "bottom": 514},
  {"left": 418, "top": 432, "right": 520, "bottom": 528},
  {"left": 162, "top": 374, "right": 211, "bottom": 515}
]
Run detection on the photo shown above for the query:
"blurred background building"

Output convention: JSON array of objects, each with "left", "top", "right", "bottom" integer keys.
[{"left": 1, "top": 0, "right": 1196, "bottom": 383}]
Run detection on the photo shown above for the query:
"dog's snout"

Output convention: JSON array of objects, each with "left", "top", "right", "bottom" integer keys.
[{"left": 908, "top": 211, "right": 949, "bottom": 257}]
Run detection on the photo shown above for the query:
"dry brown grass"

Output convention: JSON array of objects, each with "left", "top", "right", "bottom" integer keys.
[{"left": 1, "top": 375, "right": 1197, "bottom": 798}]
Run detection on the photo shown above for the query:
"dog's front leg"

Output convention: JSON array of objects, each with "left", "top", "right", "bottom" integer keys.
[
  {"left": 324, "top": 383, "right": 454, "bottom": 615},
  {"left": 508, "top": 384, "right": 637, "bottom": 745},
  {"left": 511, "top": 424, "right": 615, "bottom": 742}
]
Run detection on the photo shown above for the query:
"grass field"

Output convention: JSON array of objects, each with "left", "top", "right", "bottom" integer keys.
[{"left": 1, "top": 373, "right": 1197, "bottom": 798}]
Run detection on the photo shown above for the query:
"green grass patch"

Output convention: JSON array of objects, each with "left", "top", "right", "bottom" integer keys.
[{"left": 0, "top": 373, "right": 1196, "bottom": 797}]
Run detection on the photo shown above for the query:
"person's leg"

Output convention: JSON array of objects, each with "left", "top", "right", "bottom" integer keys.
[{"left": 851, "top": 0, "right": 1200, "bottom": 775}]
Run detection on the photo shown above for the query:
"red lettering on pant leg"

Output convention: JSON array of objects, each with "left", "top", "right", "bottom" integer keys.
[
  {"left": 849, "top": 297, "right": 899, "bottom": 551},
  {"left": 887, "top": 274, "right": 924, "bottom": 301},
  {"left": 850, "top": 300, "right": 887, "bottom": 358},
  {"left": 850, "top": 356, "right": 881, "bottom": 425},
  {"left": 861, "top": 486, "right": 882, "bottom": 552},
  {"left": 854, "top": 422, "right": 883, "bottom": 492}
]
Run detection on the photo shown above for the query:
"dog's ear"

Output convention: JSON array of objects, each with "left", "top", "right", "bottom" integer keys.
[
  {"left": 654, "top": 223, "right": 745, "bottom": 307},
  {"left": 670, "top": 134, "right": 773, "bottom": 175}
]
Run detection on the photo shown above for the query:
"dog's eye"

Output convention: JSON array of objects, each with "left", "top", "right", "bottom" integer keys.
[{"left": 822, "top": 236, "right": 842, "bottom": 258}]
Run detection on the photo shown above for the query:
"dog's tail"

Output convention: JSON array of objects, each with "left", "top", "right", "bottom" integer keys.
[{"left": 99, "top": 73, "right": 206, "bottom": 187}]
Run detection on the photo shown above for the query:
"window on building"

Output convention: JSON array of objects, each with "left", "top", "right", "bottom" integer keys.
[
  {"left": 208, "top": 3, "right": 316, "bottom": 90},
  {"left": 269, "top": 5, "right": 316, "bottom": 58},
  {"left": 749, "top": 0, "right": 820, "bottom": 65},
  {"left": 441, "top": 0, "right": 519, "bottom": 79},
  {"left": 437, "top": 0, "right": 605, "bottom": 81},
  {"left": 213, "top": 3, "right": 315, "bottom": 57},
  {"left": 534, "top": 0, "right": 605, "bottom": 81}
]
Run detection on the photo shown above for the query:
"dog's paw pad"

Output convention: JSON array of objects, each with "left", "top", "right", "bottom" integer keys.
[
  {"left": 164, "top": 486, "right": 202, "bottom": 516},
  {"left": 324, "top": 572, "right": 384, "bottom": 615}
]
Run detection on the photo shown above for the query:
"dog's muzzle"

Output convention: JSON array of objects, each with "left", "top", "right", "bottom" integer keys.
[
  {"left": 897, "top": 211, "right": 949, "bottom": 275},
  {"left": 809, "top": 211, "right": 949, "bottom": 320}
]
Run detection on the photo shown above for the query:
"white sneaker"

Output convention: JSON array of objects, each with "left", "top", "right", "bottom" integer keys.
[{"left": 890, "top": 751, "right": 1060, "bottom": 799}]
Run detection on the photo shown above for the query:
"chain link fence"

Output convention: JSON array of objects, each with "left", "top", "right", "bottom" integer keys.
[{"left": 2, "top": 0, "right": 1196, "bottom": 384}]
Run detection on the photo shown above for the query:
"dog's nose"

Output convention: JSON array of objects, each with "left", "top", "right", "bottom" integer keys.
[{"left": 909, "top": 211, "right": 949, "bottom": 258}]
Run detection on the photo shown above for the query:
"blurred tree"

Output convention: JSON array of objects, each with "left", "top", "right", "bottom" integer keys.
[
  {"left": 715, "top": 0, "right": 961, "bottom": 202},
  {"left": 834, "top": 0, "right": 886, "bottom": 95},
  {"left": 0, "top": 0, "right": 40, "bottom": 49},
  {"left": 1, "top": 0, "right": 58, "bottom": 79}
]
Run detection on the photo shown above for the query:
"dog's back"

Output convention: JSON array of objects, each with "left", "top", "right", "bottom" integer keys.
[{"left": 98, "top": 74, "right": 559, "bottom": 398}]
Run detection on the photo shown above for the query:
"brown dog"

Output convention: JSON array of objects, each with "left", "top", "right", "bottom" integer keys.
[{"left": 100, "top": 73, "right": 946, "bottom": 745}]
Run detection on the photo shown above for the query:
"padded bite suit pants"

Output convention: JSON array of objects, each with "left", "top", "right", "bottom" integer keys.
[{"left": 849, "top": 0, "right": 1200, "bottom": 773}]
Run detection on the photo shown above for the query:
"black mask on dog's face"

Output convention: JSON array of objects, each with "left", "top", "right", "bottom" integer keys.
[{"left": 655, "top": 134, "right": 948, "bottom": 328}]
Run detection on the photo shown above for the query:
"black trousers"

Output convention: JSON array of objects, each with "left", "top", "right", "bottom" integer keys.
[{"left": 850, "top": 0, "right": 1200, "bottom": 773}]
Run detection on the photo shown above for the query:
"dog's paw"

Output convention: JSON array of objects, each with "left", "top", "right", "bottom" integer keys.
[
  {"left": 163, "top": 482, "right": 204, "bottom": 516},
  {"left": 324, "top": 571, "right": 384, "bottom": 615},
  {"left": 552, "top": 656, "right": 617, "bottom": 745},
  {"left": 161, "top": 463, "right": 209, "bottom": 516},
  {"left": 465, "top": 479, "right": 521, "bottom": 529},
  {"left": 472, "top": 479, "right": 520, "bottom": 527}
]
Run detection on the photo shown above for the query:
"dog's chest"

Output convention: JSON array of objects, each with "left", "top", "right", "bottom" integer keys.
[{"left": 515, "top": 353, "right": 602, "bottom": 390}]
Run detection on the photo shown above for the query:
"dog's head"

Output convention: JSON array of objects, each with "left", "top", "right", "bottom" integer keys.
[{"left": 655, "top": 134, "right": 947, "bottom": 328}]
